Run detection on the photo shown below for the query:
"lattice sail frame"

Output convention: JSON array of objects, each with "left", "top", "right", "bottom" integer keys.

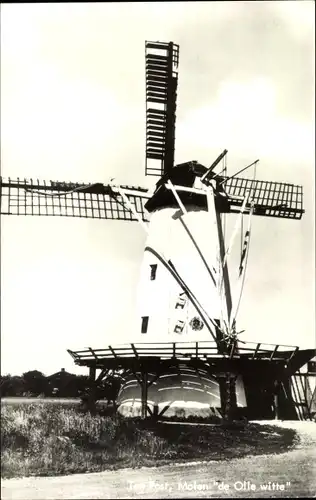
[
  {"left": 222, "top": 176, "right": 303, "bottom": 219},
  {"left": 145, "top": 41, "right": 179, "bottom": 177},
  {"left": 0, "top": 178, "right": 150, "bottom": 221},
  {"left": 0, "top": 175, "right": 304, "bottom": 221}
]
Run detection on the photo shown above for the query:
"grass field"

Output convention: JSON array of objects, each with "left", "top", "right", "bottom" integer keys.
[
  {"left": 1, "top": 401, "right": 297, "bottom": 479},
  {"left": 1, "top": 398, "right": 81, "bottom": 405}
]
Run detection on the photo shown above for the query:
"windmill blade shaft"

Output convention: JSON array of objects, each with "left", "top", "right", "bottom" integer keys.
[{"left": 230, "top": 204, "right": 255, "bottom": 327}]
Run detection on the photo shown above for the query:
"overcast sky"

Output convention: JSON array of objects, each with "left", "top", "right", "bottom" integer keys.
[{"left": 1, "top": 1, "right": 315, "bottom": 376}]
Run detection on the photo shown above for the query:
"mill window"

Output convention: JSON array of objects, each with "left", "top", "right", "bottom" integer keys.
[
  {"left": 141, "top": 316, "right": 149, "bottom": 334},
  {"left": 175, "top": 292, "right": 186, "bottom": 309},
  {"left": 174, "top": 320, "right": 185, "bottom": 333},
  {"left": 150, "top": 264, "right": 157, "bottom": 280}
]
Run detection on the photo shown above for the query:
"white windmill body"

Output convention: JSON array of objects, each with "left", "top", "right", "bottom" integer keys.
[
  {"left": 118, "top": 166, "right": 247, "bottom": 417},
  {"left": 137, "top": 206, "right": 221, "bottom": 341}
]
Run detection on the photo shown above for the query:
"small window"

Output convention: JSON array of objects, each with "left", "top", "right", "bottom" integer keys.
[
  {"left": 175, "top": 292, "right": 186, "bottom": 309},
  {"left": 174, "top": 320, "right": 185, "bottom": 333},
  {"left": 141, "top": 316, "right": 149, "bottom": 334},
  {"left": 150, "top": 264, "right": 157, "bottom": 281},
  {"left": 308, "top": 361, "right": 316, "bottom": 373}
]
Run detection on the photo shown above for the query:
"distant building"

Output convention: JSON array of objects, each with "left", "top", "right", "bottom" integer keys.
[{"left": 46, "top": 368, "right": 79, "bottom": 397}]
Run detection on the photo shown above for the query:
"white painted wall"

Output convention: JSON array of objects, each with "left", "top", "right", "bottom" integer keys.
[{"left": 136, "top": 197, "right": 229, "bottom": 341}]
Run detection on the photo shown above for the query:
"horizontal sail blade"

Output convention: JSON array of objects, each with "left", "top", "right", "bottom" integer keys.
[
  {"left": 219, "top": 176, "right": 304, "bottom": 219},
  {"left": 0, "top": 178, "right": 150, "bottom": 222}
]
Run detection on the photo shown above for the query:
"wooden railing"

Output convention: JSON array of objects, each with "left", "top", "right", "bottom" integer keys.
[{"left": 68, "top": 340, "right": 299, "bottom": 365}]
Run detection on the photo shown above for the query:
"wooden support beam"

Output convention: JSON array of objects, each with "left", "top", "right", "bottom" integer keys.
[
  {"left": 270, "top": 345, "right": 279, "bottom": 361},
  {"left": 287, "top": 346, "right": 299, "bottom": 363},
  {"left": 114, "top": 185, "right": 150, "bottom": 233},
  {"left": 298, "top": 371, "right": 311, "bottom": 420},
  {"left": 88, "top": 365, "right": 97, "bottom": 414},
  {"left": 153, "top": 404, "right": 159, "bottom": 420},
  {"left": 146, "top": 405, "right": 153, "bottom": 416},
  {"left": 292, "top": 375, "right": 304, "bottom": 420},
  {"left": 166, "top": 180, "right": 187, "bottom": 214},
  {"left": 217, "top": 372, "right": 238, "bottom": 421},
  {"left": 226, "top": 375, "right": 237, "bottom": 421},
  {"left": 67, "top": 349, "right": 78, "bottom": 360},
  {"left": 201, "top": 149, "right": 228, "bottom": 183},
  {"left": 96, "top": 368, "right": 109, "bottom": 383},
  {"left": 109, "top": 345, "right": 117, "bottom": 358},
  {"left": 252, "top": 343, "right": 261, "bottom": 359},
  {"left": 309, "top": 384, "right": 316, "bottom": 416},
  {"left": 131, "top": 343, "right": 139, "bottom": 358},
  {"left": 88, "top": 347, "right": 98, "bottom": 360},
  {"left": 274, "top": 380, "right": 280, "bottom": 420},
  {"left": 158, "top": 404, "right": 171, "bottom": 418},
  {"left": 141, "top": 372, "right": 148, "bottom": 419},
  {"left": 89, "top": 365, "right": 96, "bottom": 383},
  {"left": 215, "top": 202, "right": 233, "bottom": 324}
]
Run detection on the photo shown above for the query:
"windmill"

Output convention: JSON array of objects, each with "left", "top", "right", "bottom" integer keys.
[{"left": 1, "top": 41, "right": 314, "bottom": 421}]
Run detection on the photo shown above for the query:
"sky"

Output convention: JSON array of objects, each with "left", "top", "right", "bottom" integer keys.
[{"left": 1, "top": 1, "right": 315, "bottom": 376}]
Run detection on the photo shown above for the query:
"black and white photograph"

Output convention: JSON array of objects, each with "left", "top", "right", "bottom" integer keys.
[{"left": 1, "top": 1, "right": 315, "bottom": 499}]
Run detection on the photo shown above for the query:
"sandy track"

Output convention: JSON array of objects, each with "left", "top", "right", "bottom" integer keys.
[{"left": 2, "top": 421, "right": 316, "bottom": 500}]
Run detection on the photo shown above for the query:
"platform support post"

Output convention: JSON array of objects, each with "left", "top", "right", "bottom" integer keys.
[
  {"left": 274, "top": 379, "right": 280, "bottom": 420},
  {"left": 218, "top": 372, "right": 237, "bottom": 421},
  {"left": 227, "top": 374, "right": 238, "bottom": 420},
  {"left": 141, "top": 371, "right": 148, "bottom": 419},
  {"left": 88, "top": 365, "right": 97, "bottom": 414}
]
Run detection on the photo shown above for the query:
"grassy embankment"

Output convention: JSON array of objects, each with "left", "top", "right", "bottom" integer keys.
[{"left": 1, "top": 402, "right": 296, "bottom": 479}]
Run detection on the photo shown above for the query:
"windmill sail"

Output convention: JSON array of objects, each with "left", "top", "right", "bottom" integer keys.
[
  {"left": 145, "top": 41, "right": 179, "bottom": 177},
  {"left": 0, "top": 178, "right": 150, "bottom": 222},
  {"left": 220, "top": 176, "right": 304, "bottom": 219}
]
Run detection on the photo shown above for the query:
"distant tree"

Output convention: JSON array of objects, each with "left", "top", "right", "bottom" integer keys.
[
  {"left": 1, "top": 370, "right": 123, "bottom": 400},
  {"left": 0, "top": 375, "right": 26, "bottom": 396},
  {"left": 22, "top": 370, "right": 49, "bottom": 396}
]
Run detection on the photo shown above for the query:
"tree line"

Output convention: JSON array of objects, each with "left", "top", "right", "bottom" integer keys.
[{"left": 0, "top": 369, "right": 123, "bottom": 401}]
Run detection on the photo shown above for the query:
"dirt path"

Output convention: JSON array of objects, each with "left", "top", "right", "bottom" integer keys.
[{"left": 2, "top": 421, "right": 316, "bottom": 500}]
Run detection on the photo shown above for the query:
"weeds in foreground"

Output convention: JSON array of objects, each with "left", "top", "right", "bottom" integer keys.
[
  {"left": 1, "top": 403, "right": 296, "bottom": 479},
  {"left": 1, "top": 403, "right": 171, "bottom": 477}
]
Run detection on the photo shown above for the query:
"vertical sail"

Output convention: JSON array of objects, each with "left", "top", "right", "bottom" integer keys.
[{"left": 145, "top": 41, "right": 179, "bottom": 177}]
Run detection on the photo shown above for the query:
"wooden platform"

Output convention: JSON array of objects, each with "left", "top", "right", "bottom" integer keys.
[
  {"left": 67, "top": 340, "right": 301, "bottom": 368},
  {"left": 67, "top": 341, "right": 315, "bottom": 420}
]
